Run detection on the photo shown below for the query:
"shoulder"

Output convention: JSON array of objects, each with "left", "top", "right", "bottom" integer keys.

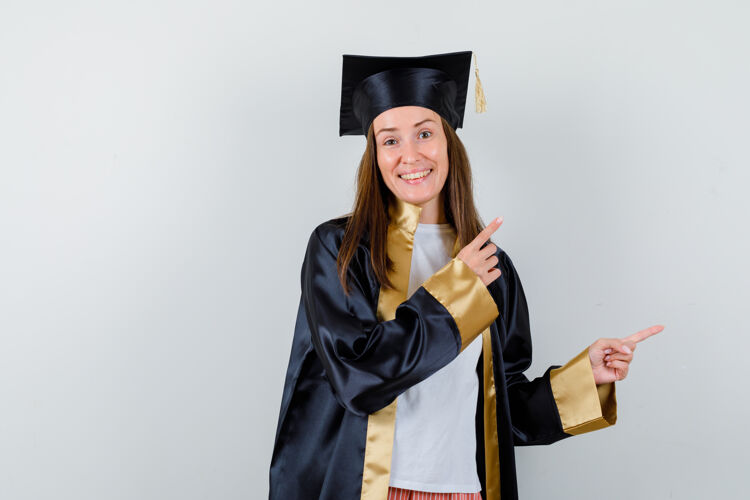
[
  {"left": 486, "top": 239, "right": 523, "bottom": 295},
  {"left": 302, "top": 215, "right": 374, "bottom": 288},
  {"left": 309, "top": 215, "right": 350, "bottom": 249},
  {"left": 495, "top": 245, "right": 516, "bottom": 272},
  {"left": 313, "top": 214, "right": 349, "bottom": 239},
  {"left": 486, "top": 237, "right": 514, "bottom": 270},
  {"left": 306, "top": 214, "right": 366, "bottom": 258}
]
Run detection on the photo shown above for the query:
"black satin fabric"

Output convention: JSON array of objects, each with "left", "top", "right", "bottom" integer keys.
[
  {"left": 268, "top": 217, "right": 572, "bottom": 500},
  {"left": 339, "top": 51, "right": 472, "bottom": 136},
  {"left": 352, "top": 67, "right": 461, "bottom": 136}
]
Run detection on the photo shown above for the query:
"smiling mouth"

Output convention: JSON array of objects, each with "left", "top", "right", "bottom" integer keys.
[{"left": 399, "top": 169, "right": 432, "bottom": 181}]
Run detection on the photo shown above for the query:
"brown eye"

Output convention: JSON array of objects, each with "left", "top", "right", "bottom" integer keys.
[
  {"left": 419, "top": 130, "right": 432, "bottom": 139},
  {"left": 384, "top": 139, "right": 396, "bottom": 145}
]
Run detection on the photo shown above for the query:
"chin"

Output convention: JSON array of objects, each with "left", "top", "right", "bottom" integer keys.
[
  {"left": 387, "top": 177, "right": 444, "bottom": 207},
  {"left": 396, "top": 191, "right": 437, "bottom": 207}
]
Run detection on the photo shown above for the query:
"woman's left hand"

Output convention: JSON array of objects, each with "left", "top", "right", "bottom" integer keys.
[{"left": 589, "top": 325, "right": 664, "bottom": 384}]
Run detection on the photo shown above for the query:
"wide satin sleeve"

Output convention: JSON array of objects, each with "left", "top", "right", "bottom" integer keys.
[
  {"left": 493, "top": 249, "right": 617, "bottom": 445},
  {"left": 303, "top": 225, "right": 498, "bottom": 417}
]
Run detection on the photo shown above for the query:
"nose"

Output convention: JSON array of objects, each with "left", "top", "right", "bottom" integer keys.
[{"left": 401, "top": 138, "right": 419, "bottom": 165}]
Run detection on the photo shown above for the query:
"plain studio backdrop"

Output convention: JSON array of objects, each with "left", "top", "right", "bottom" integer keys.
[{"left": 1, "top": 1, "right": 748, "bottom": 499}]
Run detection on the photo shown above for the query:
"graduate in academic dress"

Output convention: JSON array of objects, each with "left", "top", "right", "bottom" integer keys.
[{"left": 268, "top": 50, "right": 663, "bottom": 500}]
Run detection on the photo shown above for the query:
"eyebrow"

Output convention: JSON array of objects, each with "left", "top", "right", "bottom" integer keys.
[{"left": 375, "top": 118, "right": 437, "bottom": 137}]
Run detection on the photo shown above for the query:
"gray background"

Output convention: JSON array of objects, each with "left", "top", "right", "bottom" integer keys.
[{"left": 1, "top": 1, "right": 748, "bottom": 499}]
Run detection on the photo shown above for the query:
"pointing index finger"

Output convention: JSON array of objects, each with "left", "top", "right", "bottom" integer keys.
[
  {"left": 470, "top": 217, "right": 503, "bottom": 250},
  {"left": 623, "top": 324, "right": 664, "bottom": 344}
]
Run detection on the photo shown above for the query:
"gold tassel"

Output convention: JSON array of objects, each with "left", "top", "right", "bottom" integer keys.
[{"left": 474, "top": 52, "right": 487, "bottom": 113}]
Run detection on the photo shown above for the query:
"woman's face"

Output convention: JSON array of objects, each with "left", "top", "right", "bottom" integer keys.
[{"left": 373, "top": 106, "right": 449, "bottom": 208}]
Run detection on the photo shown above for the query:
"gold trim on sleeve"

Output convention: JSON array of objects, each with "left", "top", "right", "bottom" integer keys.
[
  {"left": 422, "top": 256, "right": 499, "bottom": 352},
  {"left": 549, "top": 348, "right": 618, "bottom": 435}
]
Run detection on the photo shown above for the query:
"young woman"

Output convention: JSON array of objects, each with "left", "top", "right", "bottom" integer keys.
[{"left": 268, "top": 51, "right": 662, "bottom": 500}]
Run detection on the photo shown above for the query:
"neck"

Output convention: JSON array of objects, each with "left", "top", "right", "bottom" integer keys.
[
  {"left": 416, "top": 194, "right": 447, "bottom": 224},
  {"left": 386, "top": 195, "right": 461, "bottom": 257}
]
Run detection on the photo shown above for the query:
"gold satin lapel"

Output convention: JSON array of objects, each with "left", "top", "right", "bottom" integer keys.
[
  {"left": 482, "top": 328, "right": 501, "bottom": 500},
  {"left": 360, "top": 199, "right": 421, "bottom": 500},
  {"left": 360, "top": 401, "right": 397, "bottom": 499},
  {"left": 451, "top": 234, "right": 461, "bottom": 258}
]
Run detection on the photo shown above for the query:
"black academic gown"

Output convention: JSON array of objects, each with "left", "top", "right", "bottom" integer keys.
[{"left": 268, "top": 198, "right": 617, "bottom": 500}]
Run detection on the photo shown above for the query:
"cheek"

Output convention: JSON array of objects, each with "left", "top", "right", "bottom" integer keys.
[
  {"left": 376, "top": 155, "right": 394, "bottom": 185},
  {"left": 428, "top": 146, "right": 449, "bottom": 175},
  {"left": 377, "top": 151, "right": 398, "bottom": 171},
  {"left": 424, "top": 141, "right": 446, "bottom": 162}
]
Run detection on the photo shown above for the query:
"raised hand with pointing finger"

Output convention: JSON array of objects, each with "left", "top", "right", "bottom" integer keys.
[
  {"left": 456, "top": 216, "right": 505, "bottom": 286},
  {"left": 589, "top": 325, "right": 665, "bottom": 384}
]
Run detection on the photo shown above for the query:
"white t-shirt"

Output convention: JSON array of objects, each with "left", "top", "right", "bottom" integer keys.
[{"left": 388, "top": 222, "right": 484, "bottom": 494}]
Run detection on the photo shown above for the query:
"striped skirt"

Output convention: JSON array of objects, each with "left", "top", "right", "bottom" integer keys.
[{"left": 387, "top": 486, "right": 482, "bottom": 499}]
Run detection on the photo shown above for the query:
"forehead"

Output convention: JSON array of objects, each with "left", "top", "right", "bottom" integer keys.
[{"left": 373, "top": 105, "right": 440, "bottom": 128}]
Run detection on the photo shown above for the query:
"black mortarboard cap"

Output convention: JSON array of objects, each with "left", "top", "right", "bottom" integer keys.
[{"left": 339, "top": 50, "right": 486, "bottom": 137}]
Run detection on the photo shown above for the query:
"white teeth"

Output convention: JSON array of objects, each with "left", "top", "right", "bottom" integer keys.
[{"left": 399, "top": 169, "right": 431, "bottom": 180}]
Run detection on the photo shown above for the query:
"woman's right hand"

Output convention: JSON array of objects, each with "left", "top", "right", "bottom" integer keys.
[{"left": 456, "top": 216, "right": 504, "bottom": 287}]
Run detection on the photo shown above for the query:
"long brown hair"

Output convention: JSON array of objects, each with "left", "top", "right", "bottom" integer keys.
[{"left": 336, "top": 115, "right": 488, "bottom": 296}]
